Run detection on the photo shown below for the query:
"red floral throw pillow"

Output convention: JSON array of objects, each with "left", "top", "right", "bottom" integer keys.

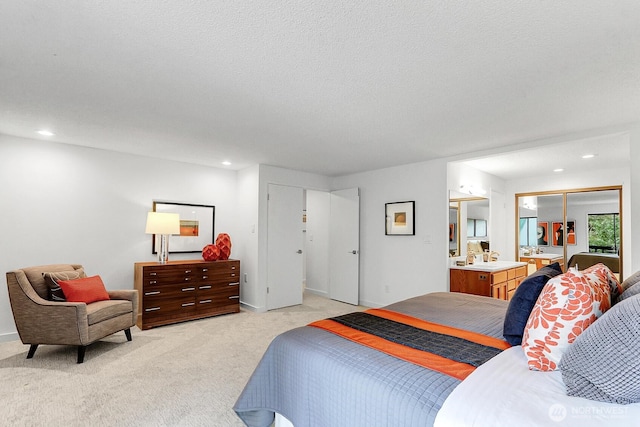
[
  {"left": 57, "top": 275, "right": 111, "bottom": 304},
  {"left": 522, "top": 268, "right": 610, "bottom": 371}
]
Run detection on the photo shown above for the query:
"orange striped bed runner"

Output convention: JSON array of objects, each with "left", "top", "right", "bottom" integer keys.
[{"left": 309, "top": 308, "right": 510, "bottom": 380}]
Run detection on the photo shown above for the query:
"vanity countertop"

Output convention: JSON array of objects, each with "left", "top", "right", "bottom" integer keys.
[
  {"left": 449, "top": 260, "right": 527, "bottom": 272},
  {"left": 519, "top": 253, "right": 563, "bottom": 260}
]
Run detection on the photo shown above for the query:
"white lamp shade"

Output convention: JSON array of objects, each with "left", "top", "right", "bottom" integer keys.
[{"left": 145, "top": 212, "right": 180, "bottom": 235}]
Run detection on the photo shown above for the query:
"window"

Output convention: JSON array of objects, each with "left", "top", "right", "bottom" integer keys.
[
  {"left": 588, "top": 213, "right": 620, "bottom": 253},
  {"left": 467, "top": 218, "right": 487, "bottom": 237},
  {"left": 519, "top": 217, "right": 537, "bottom": 246}
]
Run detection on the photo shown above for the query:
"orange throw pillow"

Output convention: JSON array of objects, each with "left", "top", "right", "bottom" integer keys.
[{"left": 57, "top": 275, "right": 111, "bottom": 304}]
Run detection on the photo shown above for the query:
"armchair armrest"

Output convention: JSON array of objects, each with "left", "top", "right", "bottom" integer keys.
[
  {"left": 108, "top": 289, "right": 139, "bottom": 325},
  {"left": 7, "top": 270, "right": 90, "bottom": 345}
]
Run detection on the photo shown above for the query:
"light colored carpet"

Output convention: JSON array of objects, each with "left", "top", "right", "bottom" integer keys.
[{"left": 0, "top": 293, "right": 362, "bottom": 427}]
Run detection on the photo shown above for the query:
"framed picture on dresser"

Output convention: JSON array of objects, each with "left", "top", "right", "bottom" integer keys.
[{"left": 152, "top": 201, "right": 215, "bottom": 253}]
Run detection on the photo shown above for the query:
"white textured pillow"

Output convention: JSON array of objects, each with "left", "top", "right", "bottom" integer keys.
[{"left": 522, "top": 269, "right": 611, "bottom": 371}]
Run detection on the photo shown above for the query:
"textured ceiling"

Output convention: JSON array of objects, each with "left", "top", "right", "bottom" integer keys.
[{"left": 1, "top": 1, "right": 639, "bottom": 176}]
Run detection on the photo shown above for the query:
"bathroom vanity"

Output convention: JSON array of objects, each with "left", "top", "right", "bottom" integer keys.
[
  {"left": 519, "top": 253, "right": 564, "bottom": 275},
  {"left": 449, "top": 261, "right": 527, "bottom": 301}
]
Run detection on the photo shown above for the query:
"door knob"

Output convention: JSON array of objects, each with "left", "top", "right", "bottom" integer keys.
[
  {"left": 297, "top": 249, "right": 303, "bottom": 254},
  {"left": 350, "top": 250, "right": 357, "bottom": 254}
]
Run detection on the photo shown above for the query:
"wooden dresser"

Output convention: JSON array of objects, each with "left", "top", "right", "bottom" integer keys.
[
  {"left": 450, "top": 263, "right": 527, "bottom": 301},
  {"left": 134, "top": 259, "right": 240, "bottom": 330}
]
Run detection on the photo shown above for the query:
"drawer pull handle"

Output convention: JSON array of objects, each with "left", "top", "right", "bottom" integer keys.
[
  {"left": 149, "top": 280, "right": 157, "bottom": 285},
  {"left": 181, "top": 302, "right": 195, "bottom": 307},
  {"left": 229, "top": 295, "right": 240, "bottom": 300},
  {"left": 199, "top": 285, "right": 212, "bottom": 290},
  {"left": 145, "top": 291, "right": 161, "bottom": 296},
  {"left": 202, "top": 268, "right": 208, "bottom": 272},
  {"left": 200, "top": 299, "right": 212, "bottom": 304},
  {"left": 145, "top": 307, "right": 161, "bottom": 312},
  {"left": 229, "top": 282, "right": 240, "bottom": 286},
  {"left": 184, "top": 277, "right": 191, "bottom": 281},
  {"left": 150, "top": 272, "right": 157, "bottom": 276},
  {"left": 202, "top": 275, "right": 208, "bottom": 279},
  {"left": 231, "top": 266, "right": 236, "bottom": 270},
  {"left": 185, "top": 270, "right": 192, "bottom": 273},
  {"left": 182, "top": 287, "right": 196, "bottom": 292},
  {"left": 231, "top": 273, "right": 236, "bottom": 277}
]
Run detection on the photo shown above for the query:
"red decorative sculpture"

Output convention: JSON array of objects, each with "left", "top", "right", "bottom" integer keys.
[
  {"left": 202, "top": 244, "right": 220, "bottom": 261},
  {"left": 215, "top": 233, "right": 232, "bottom": 260}
]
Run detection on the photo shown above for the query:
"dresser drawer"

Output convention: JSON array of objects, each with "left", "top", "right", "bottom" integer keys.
[
  {"left": 142, "top": 284, "right": 197, "bottom": 300},
  {"left": 143, "top": 265, "right": 198, "bottom": 286},
  {"left": 142, "top": 295, "right": 196, "bottom": 318},
  {"left": 200, "top": 262, "right": 240, "bottom": 282},
  {"left": 197, "top": 290, "right": 240, "bottom": 306},
  {"left": 197, "top": 281, "right": 239, "bottom": 296}
]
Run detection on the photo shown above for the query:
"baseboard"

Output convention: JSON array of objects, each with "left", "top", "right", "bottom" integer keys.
[
  {"left": 358, "top": 298, "right": 384, "bottom": 308},
  {"left": 0, "top": 331, "right": 19, "bottom": 343},
  {"left": 304, "top": 288, "right": 328, "bottom": 297},
  {"left": 239, "top": 301, "right": 266, "bottom": 313}
]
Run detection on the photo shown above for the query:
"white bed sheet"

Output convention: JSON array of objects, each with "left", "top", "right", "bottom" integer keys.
[{"left": 434, "top": 346, "right": 640, "bottom": 427}]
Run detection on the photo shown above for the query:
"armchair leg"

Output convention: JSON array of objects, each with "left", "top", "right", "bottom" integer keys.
[
  {"left": 77, "top": 346, "right": 87, "bottom": 364},
  {"left": 26, "top": 344, "right": 38, "bottom": 359},
  {"left": 124, "top": 328, "right": 132, "bottom": 341}
]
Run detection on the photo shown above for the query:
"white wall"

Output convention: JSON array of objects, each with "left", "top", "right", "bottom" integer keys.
[
  {"left": 332, "top": 159, "right": 449, "bottom": 307},
  {"left": 235, "top": 165, "right": 260, "bottom": 309},
  {"left": 0, "top": 135, "right": 238, "bottom": 341}
]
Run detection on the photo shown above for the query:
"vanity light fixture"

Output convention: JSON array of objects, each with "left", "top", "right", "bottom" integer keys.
[
  {"left": 581, "top": 154, "right": 596, "bottom": 159},
  {"left": 36, "top": 130, "right": 55, "bottom": 136},
  {"left": 553, "top": 168, "right": 564, "bottom": 173},
  {"left": 222, "top": 161, "right": 232, "bottom": 166},
  {"left": 459, "top": 184, "right": 486, "bottom": 197}
]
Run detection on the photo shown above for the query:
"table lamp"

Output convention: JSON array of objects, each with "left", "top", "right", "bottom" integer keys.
[{"left": 145, "top": 212, "right": 180, "bottom": 263}]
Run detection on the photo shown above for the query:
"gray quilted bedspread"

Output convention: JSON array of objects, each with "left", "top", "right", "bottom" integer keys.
[{"left": 234, "top": 292, "right": 509, "bottom": 427}]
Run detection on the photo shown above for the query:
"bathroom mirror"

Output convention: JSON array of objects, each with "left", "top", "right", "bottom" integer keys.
[
  {"left": 449, "top": 192, "right": 489, "bottom": 257},
  {"left": 516, "top": 186, "right": 622, "bottom": 276},
  {"left": 449, "top": 201, "right": 459, "bottom": 256}
]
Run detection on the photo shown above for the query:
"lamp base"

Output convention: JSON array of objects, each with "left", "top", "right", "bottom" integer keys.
[{"left": 157, "top": 234, "right": 170, "bottom": 264}]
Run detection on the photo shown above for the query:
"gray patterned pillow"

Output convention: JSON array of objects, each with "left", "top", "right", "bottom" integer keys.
[
  {"left": 43, "top": 269, "right": 86, "bottom": 301},
  {"left": 617, "top": 281, "right": 640, "bottom": 303},
  {"left": 560, "top": 294, "right": 640, "bottom": 404},
  {"left": 620, "top": 270, "right": 640, "bottom": 292}
]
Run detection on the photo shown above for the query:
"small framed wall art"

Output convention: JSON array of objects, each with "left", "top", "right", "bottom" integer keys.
[{"left": 385, "top": 201, "right": 415, "bottom": 235}]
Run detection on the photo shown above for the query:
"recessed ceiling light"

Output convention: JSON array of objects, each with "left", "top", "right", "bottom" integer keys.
[
  {"left": 553, "top": 168, "right": 564, "bottom": 173},
  {"left": 221, "top": 161, "right": 231, "bottom": 166},
  {"left": 581, "top": 154, "right": 595, "bottom": 159},
  {"left": 37, "top": 130, "right": 55, "bottom": 136}
]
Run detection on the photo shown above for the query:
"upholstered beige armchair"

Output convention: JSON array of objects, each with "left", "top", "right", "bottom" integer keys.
[{"left": 6, "top": 264, "right": 138, "bottom": 363}]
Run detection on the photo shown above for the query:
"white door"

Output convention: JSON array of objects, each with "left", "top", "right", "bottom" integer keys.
[
  {"left": 329, "top": 188, "right": 360, "bottom": 305},
  {"left": 267, "top": 184, "right": 304, "bottom": 310}
]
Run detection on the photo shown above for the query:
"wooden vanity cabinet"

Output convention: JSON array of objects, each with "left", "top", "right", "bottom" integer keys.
[
  {"left": 134, "top": 259, "right": 240, "bottom": 330},
  {"left": 450, "top": 265, "right": 527, "bottom": 301}
]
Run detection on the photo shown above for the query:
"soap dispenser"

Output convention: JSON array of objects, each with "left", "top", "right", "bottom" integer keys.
[{"left": 466, "top": 251, "right": 475, "bottom": 265}]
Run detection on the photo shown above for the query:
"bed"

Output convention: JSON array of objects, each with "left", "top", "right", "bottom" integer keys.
[
  {"left": 234, "top": 267, "right": 640, "bottom": 427},
  {"left": 567, "top": 252, "right": 619, "bottom": 273}
]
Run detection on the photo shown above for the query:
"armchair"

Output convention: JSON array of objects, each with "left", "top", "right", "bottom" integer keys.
[{"left": 6, "top": 264, "right": 138, "bottom": 363}]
